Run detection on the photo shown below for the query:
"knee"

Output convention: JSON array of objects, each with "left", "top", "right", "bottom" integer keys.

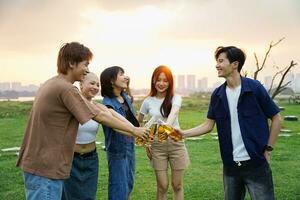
[
  {"left": 157, "top": 183, "right": 168, "bottom": 194},
  {"left": 171, "top": 182, "right": 183, "bottom": 192}
]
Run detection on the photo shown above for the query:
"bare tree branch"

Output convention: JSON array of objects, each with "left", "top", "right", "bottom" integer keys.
[
  {"left": 271, "top": 60, "right": 297, "bottom": 99},
  {"left": 268, "top": 64, "right": 291, "bottom": 93},
  {"left": 253, "top": 37, "right": 285, "bottom": 80}
]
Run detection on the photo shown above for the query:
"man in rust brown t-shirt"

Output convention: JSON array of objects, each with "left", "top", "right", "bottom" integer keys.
[{"left": 16, "top": 42, "right": 148, "bottom": 200}]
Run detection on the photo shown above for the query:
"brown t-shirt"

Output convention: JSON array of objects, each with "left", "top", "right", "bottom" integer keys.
[{"left": 16, "top": 76, "right": 98, "bottom": 179}]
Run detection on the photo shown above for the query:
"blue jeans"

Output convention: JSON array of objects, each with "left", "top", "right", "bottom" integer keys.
[
  {"left": 23, "top": 171, "right": 64, "bottom": 200},
  {"left": 107, "top": 148, "right": 135, "bottom": 200},
  {"left": 62, "top": 149, "right": 99, "bottom": 200},
  {"left": 223, "top": 160, "right": 275, "bottom": 200}
]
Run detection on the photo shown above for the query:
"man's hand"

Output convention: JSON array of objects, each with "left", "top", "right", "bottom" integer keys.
[
  {"left": 174, "top": 128, "right": 186, "bottom": 139},
  {"left": 264, "top": 151, "right": 271, "bottom": 163},
  {"left": 132, "top": 127, "right": 149, "bottom": 140}
]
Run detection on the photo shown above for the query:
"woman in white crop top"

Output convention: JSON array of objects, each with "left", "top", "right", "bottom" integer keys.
[
  {"left": 62, "top": 72, "right": 100, "bottom": 200},
  {"left": 138, "top": 65, "right": 190, "bottom": 200}
]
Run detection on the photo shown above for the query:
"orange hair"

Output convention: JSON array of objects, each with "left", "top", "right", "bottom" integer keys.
[{"left": 149, "top": 65, "right": 174, "bottom": 118}]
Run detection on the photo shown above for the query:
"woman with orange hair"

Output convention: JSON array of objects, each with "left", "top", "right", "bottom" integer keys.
[{"left": 138, "top": 65, "right": 190, "bottom": 200}]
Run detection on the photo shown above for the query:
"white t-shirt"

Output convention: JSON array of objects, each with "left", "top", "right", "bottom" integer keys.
[
  {"left": 140, "top": 94, "right": 182, "bottom": 129},
  {"left": 226, "top": 85, "right": 250, "bottom": 161},
  {"left": 76, "top": 119, "right": 99, "bottom": 144}
]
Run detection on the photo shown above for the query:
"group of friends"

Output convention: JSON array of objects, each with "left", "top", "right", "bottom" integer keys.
[{"left": 16, "top": 42, "right": 281, "bottom": 200}]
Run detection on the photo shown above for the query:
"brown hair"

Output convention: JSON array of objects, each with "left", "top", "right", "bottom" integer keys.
[
  {"left": 149, "top": 65, "right": 174, "bottom": 118},
  {"left": 57, "top": 42, "right": 93, "bottom": 74}
]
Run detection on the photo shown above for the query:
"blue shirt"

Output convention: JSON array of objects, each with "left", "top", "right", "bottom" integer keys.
[
  {"left": 207, "top": 77, "right": 280, "bottom": 166},
  {"left": 102, "top": 92, "right": 139, "bottom": 156}
]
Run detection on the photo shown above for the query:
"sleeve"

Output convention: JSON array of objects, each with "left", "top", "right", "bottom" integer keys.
[
  {"left": 256, "top": 82, "right": 280, "bottom": 118},
  {"left": 139, "top": 98, "right": 149, "bottom": 115},
  {"left": 172, "top": 94, "right": 182, "bottom": 108},
  {"left": 207, "top": 93, "right": 216, "bottom": 120},
  {"left": 62, "top": 87, "right": 98, "bottom": 125}
]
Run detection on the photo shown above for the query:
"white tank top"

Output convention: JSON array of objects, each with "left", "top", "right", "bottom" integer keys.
[{"left": 76, "top": 119, "right": 99, "bottom": 144}]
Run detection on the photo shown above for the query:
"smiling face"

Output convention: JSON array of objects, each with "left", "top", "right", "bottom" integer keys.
[
  {"left": 80, "top": 72, "right": 99, "bottom": 100},
  {"left": 154, "top": 72, "right": 169, "bottom": 95},
  {"left": 71, "top": 60, "right": 90, "bottom": 82},
  {"left": 215, "top": 52, "right": 237, "bottom": 78}
]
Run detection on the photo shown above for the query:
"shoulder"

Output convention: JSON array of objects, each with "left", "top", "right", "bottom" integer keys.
[
  {"left": 102, "top": 96, "right": 114, "bottom": 106},
  {"left": 172, "top": 94, "right": 182, "bottom": 101},
  {"left": 211, "top": 83, "right": 224, "bottom": 96},
  {"left": 243, "top": 77, "right": 262, "bottom": 87},
  {"left": 142, "top": 96, "right": 153, "bottom": 103},
  {"left": 243, "top": 77, "right": 266, "bottom": 95},
  {"left": 173, "top": 94, "right": 181, "bottom": 99}
]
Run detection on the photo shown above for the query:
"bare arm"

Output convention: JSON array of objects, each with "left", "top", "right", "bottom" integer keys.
[
  {"left": 267, "top": 113, "right": 281, "bottom": 146},
  {"left": 181, "top": 118, "right": 215, "bottom": 138},
  {"left": 92, "top": 104, "right": 148, "bottom": 139},
  {"left": 108, "top": 107, "right": 141, "bottom": 137},
  {"left": 108, "top": 107, "right": 129, "bottom": 123},
  {"left": 264, "top": 113, "right": 281, "bottom": 162}
]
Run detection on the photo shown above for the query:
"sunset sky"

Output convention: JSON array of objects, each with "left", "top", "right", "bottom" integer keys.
[{"left": 1, "top": 0, "right": 299, "bottom": 89}]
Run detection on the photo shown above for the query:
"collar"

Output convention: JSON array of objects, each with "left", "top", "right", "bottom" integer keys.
[
  {"left": 216, "top": 76, "right": 252, "bottom": 98},
  {"left": 104, "top": 92, "right": 131, "bottom": 110}
]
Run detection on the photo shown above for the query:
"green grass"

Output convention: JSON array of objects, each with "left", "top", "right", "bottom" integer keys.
[{"left": 0, "top": 100, "right": 300, "bottom": 199}]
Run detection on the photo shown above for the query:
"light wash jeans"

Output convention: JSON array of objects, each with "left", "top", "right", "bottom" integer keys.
[
  {"left": 107, "top": 145, "right": 135, "bottom": 200},
  {"left": 23, "top": 171, "right": 64, "bottom": 200}
]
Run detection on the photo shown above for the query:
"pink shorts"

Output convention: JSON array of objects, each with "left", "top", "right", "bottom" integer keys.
[{"left": 150, "top": 137, "right": 190, "bottom": 171}]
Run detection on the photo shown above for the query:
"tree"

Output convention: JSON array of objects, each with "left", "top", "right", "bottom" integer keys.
[{"left": 250, "top": 38, "right": 298, "bottom": 99}]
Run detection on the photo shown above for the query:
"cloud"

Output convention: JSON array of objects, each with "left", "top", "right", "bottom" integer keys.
[
  {"left": 155, "top": 0, "right": 300, "bottom": 44},
  {"left": 0, "top": 0, "right": 96, "bottom": 53}
]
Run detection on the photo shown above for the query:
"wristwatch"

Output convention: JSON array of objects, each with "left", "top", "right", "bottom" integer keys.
[{"left": 264, "top": 145, "right": 273, "bottom": 152}]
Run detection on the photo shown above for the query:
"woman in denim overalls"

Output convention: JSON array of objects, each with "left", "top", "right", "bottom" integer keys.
[{"left": 100, "top": 66, "right": 140, "bottom": 200}]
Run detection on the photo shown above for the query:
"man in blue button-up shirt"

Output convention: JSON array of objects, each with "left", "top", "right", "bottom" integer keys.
[{"left": 180, "top": 46, "right": 281, "bottom": 200}]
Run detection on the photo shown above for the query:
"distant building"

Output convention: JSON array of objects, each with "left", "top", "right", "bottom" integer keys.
[
  {"left": 0, "top": 82, "right": 11, "bottom": 91},
  {"left": 26, "top": 84, "right": 39, "bottom": 92},
  {"left": 0, "top": 82, "right": 39, "bottom": 92},
  {"left": 177, "top": 75, "right": 185, "bottom": 89},
  {"left": 11, "top": 82, "right": 22, "bottom": 91},
  {"left": 197, "top": 77, "right": 208, "bottom": 92},
  {"left": 186, "top": 75, "right": 196, "bottom": 90}
]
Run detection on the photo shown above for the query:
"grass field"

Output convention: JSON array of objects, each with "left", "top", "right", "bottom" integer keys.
[{"left": 0, "top": 99, "right": 299, "bottom": 199}]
